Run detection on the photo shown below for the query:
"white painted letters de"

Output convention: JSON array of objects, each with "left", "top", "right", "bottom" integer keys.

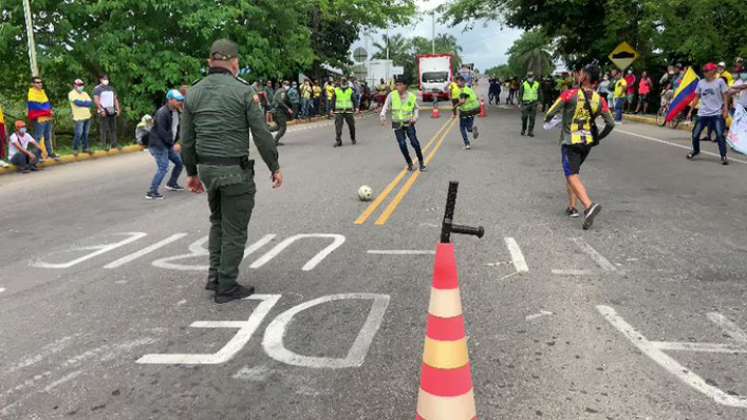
[
  {"left": 136, "top": 294, "right": 281, "bottom": 365},
  {"left": 31, "top": 232, "right": 147, "bottom": 269},
  {"left": 262, "top": 293, "right": 390, "bottom": 368}
]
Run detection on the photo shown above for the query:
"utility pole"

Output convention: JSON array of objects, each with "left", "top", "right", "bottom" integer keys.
[
  {"left": 431, "top": 10, "right": 436, "bottom": 54},
  {"left": 22, "top": 0, "right": 39, "bottom": 77}
]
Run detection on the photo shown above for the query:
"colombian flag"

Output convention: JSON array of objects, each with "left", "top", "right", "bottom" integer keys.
[
  {"left": 0, "top": 106, "right": 6, "bottom": 159},
  {"left": 665, "top": 68, "right": 699, "bottom": 123},
  {"left": 27, "top": 87, "right": 53, "bottom": 121}
]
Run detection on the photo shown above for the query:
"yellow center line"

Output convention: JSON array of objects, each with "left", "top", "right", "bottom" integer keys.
[
  {"left": 373, "top": 118, "right": 457, "bottom": 225},
  {"left": 354, "top": 119, "right": 452, "bottom": 225}
]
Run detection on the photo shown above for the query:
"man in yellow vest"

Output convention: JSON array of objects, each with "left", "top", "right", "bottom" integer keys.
[
  {"left": 544, "top": 62, "right": 615, "bottom": 230},
  {"left": 519, "top": 71, "right": 542, "bottom": 137},
  {"left": 332, "top": 77, "right": 359, "bottom": 147},
  {"left": 379, "top": 75, "right": 426, "bottom": 172},
  {"left": 456, "top": 75, "right": 480, "bottom": 150},
  {"left": 448, "top": 79, "right": 462, "bottom": 118}
]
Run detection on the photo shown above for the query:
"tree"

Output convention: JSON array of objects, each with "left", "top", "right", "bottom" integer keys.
[{"left": 506, "top": 31, "right": 554, "bottom": 76}]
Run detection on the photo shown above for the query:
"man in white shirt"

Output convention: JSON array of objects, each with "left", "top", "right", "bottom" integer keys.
[
  {"left": 380, "top": 76, "right": 426, "bottom": 172},
  {"left": 9, "top": 120, "right": 43, "bottom": 173}
]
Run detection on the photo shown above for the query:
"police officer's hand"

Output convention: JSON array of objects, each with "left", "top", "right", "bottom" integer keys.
[
  {"left": 410, "top": 118, "right": 417, "bottom": 125},
  {"left": 187, "top": 176, "right": 205, "bottom": 193},
  {"left": 272, "top": 170, "right": 283, "bottom": 189}
]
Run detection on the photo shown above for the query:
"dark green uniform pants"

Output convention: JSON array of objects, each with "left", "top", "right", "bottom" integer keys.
[
  {"left": 521, "top": 101, "right": 538, "bottom": 134},
  {"left": 200, "top": 165, "right": 256, "bottom": 292},
  {"left": 273, "top": 111, "right": 289, "bottom": 144},
  {"left": 334, "top": 112, "right": 356, "bottom": 144}
]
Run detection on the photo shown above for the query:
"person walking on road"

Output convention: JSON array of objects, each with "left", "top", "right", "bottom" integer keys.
[
  {"left": 687, "top": 63, "right": 730, "bottom": 165},
  {"left": 27, "top": 76, "right": 59, "bottom": 160},
  {"left": 271, "top": 81, "right": 294, "bottom": 146},
  {"left": 332, "top": 77, "right": 359, "bottom": 147},
  {"left": 455, "top": 75, "right": 480, "bottom": 150},
  {"left": 146, "top": 89, "right": 185, "bottom": 200},
  {"left": 93, "top": 74, "right": 121, "bottom": 151},
  {"left": 544, "top": 63, "right": 615, "bottom": 230},
  {"left": 519, "top": 71, "right": 541, "bottom": 137},
  {"left": 180, "top": 39, "right": 283, "bottom": 303},
  {"left": 68, "top": 79, "right": 94, "bottom": 155},
  {"left": 379, "top": 76, "right": 426, "bottom": 172}
]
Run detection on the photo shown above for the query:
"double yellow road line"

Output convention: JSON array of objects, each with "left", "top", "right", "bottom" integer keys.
[{"left": 355, "top": 118, "right": 457, "bottom": 226}]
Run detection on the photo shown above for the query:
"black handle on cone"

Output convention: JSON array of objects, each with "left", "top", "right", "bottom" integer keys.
[{"left": 440, "top": 181, "right": 484, "bottom": 243}]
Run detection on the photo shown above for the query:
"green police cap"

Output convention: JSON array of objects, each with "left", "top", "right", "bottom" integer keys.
[{"left": 210, "top": 39, "right": 239, "bottom": 60}]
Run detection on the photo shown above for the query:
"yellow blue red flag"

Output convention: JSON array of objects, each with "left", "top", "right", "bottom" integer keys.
[{"left": 666, "top": 68, "right": 699, "bottom": 122}]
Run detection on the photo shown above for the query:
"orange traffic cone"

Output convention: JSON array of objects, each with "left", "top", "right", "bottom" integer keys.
[
  {"left": 416, "top": 242, "right": 477, "bottom": 420},
  {"left": 431, "top": 102, "right": 441, "bottom": 119},
  {"left": 479, "top": 98, "right": 487, "bottom": 118}
]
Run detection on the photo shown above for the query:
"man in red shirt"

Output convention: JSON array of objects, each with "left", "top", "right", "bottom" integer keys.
[{"left": 624, "top": 70, "right": 637, "bottom": 113}]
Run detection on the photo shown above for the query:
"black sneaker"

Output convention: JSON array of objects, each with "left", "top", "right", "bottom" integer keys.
[
  {"left": 352, "top": 139, "right": 357, "bottom": 145},
  {"left": 528, "top": 132, "right": 535, "bottom": 137},
  {"left": 276, "top": 141, "right": 285, "bottom": 146},
  {"left": 419, "top": 163, "right": 427, "bottom": 172},
  {"left": 472, "top": 126, "right": 479, "bottom": 140},
  {"left": 205, "top": 280, "right": 218, "bottom": 291},
  {"left": 582, "top": 203, "right": 602, "bottom": 230},
  {"left": 215, "top": 285, "right": 255, "bottom": 304},
  {"left": 407, "top": 163, "right": 415, "bottom": 172},
  {"left": 686, "top": 152, "right": 698, "bottom": 160},
  {"left": 145, "top": 191, "right": 164, "bottom": 200},
  {"left": 565, "top": 207, "right": 580, "bottom": 218},
  {"left": 520, "top": 130, "right": 526, "bottom": 136},
  {"left": 333, "top": 142, "right": 342, "bottom": 148},
  {"left": 165, "top": 184, "right": 185, "bottom": 192},
  {"left": 49, "top": 153, "right": 61, "bottom": 160},
  {"left": 722, "top": 157, "right": 729, "bottom": 166}
]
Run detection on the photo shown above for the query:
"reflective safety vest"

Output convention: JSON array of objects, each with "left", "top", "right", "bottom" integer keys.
[
  {"left": 335, "top": 87, "right": 354, "bottom": 111},
  {"left": 458, "top": 86, "right": 479, "bottom": 112},
  {"left": 391, "top": 92, "right": 417, "bottom": 122},
  {"left": 450, "top": 82, "right": 462, "bottom": 98},
  {"left": 571, "top": 89, "right": 602, "bottom": 145},
  {"left": 522, "top": 81, "right": 540, "bottom": 102}
]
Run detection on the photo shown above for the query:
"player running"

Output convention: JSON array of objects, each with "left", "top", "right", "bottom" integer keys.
[
  {"left": 380, "top": 76, "right": 426, "bottom": 172},
  {"left": 544, "top": 63, "right": 615, "bottom": 230}
]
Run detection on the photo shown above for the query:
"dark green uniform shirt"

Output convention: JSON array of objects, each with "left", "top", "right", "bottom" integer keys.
[
  {"left": 180, "top": 68, "right": 279, "bottom": 177},
  {"left": 272, "top": 88, "right": 292, "bottom": 115}
]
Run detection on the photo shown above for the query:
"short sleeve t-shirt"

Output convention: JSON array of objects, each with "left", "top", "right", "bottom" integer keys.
[
  {"left": 614, "top": 79, "right": 627, "bottom": 99},
  {"left": 93, "top": 84, "right": 117, "bottom": 112},
  {"left": 695, "top": 78, "right": 728, "bottom": 117},
  {"left": 9, "top": 133, "right": 34, "bottom": 156},
  {"left": 733, "top": 80, "right": 747, "bottom": 108}
]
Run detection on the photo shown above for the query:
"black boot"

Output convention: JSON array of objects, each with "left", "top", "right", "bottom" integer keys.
[
  {"left": 215, "top": 284, "right": 255, "bottom": 304},
  {"left": 204, "top": 271, "right": 218, "bottom": 291}
]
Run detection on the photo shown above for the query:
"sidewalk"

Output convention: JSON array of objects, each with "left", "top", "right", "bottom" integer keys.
[
  {"left": 623, "top": 113, "right": 692, "bottom": 132},
  {"left": 0, "top": 113, "right": 365, "bottom": 176}
]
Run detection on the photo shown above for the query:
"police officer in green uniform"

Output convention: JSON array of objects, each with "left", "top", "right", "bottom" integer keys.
[
  {"left": 332, "top": 77, "right": 359, "bottom": 147},
  {"left": 180, "top": 39, "right": 283, "bottom": 304},
  {"left": 271, "top": 80, "right": 294, "bottom": 146},
  {"left": 519, "top": 71, "right": 542, "bottom": 137},
  {"left": 456, "top": 76, "right": 480, "bottom": 150}
]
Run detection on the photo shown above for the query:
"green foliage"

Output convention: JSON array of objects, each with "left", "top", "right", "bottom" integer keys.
[
  {"left": 372, "top": 33, "right": 464, "bottom": 83},
  {"left": 506, "top": 31, "right": 554, "bottom": 76},
  {"left": 0, "top": 0, "right": 416, "bottom": 124},
  {"left": 443, "top": 0, "right": 747, "bottom": 73}
]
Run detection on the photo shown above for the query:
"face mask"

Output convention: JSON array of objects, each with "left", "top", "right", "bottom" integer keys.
[
  {"left": 740, "top": 73, "right": 747, "bottom": 81},
  {"left": 19, "top": 128, "right": 27, "bottom": 135},
  {"left": 101, "top": 79, "right": 109, "bottom": 86},
  {"left": 528, "top": 77, "right": 535, "bottom": 82},
  {"left": 75, "top": 86, "right": 84, "bottom": 92}
]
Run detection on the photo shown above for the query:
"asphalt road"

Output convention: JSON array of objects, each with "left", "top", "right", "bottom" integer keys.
[{"left": 2, "top": 86, "right": 747, "bottom": 420}]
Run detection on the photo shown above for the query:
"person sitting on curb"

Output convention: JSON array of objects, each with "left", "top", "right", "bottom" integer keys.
[
  {"left": 9, "top": 120, "right": 43, "bottom": 173},
  {"left": 146, "top": 90, "right": 185, "bottom": 199}
]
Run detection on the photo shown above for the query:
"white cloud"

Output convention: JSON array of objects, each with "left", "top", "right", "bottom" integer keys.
[{"left": 352, "top": 0, "right": 523, "bottom": 71}]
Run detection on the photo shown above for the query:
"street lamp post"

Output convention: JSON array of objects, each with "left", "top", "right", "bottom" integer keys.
[{"left": 22, "top": 0, "right": 39, "bottom": 77}]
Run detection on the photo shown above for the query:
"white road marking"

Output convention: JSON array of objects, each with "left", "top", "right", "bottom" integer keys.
[
  {"left": 617, "top": 129, "right": 747, "bottom": 165},
  {"left": 43, "top": 370, "right": 83, "bottom": 392},
  {"left": 551, "top": 269, "right": 595, "bottom": 276},
  {"left": 597, "top": 305, "right": 747, "bottom": 408},
  {"left": 707, "top": 312, "right": 747, "bottom": 344},
  {"left": 652, "top": 341, "right": 747, "bottom": 353},
  {"left": 152, "top": 234, "right": 276, "bottom": 271},
  {"left": 6, "top": 334, "right": 82, "bottom": 374},
  {"left": 504, "top": 237, "right": 529, "bottom": 273},
  {"left": 0, "top": 287, "right": 5, "bottom": 293},
  {"left": 104, "top": 233, "right": 188, "bottom": 268},
  {"left": 232, "top": 365, "right": 272, "bottom": 382},
  {"left": 137, "top": 294, "right": 281, "bottom": 365},
  {"left": 250, "top": 234, "right": 346, "bottom": 271},
  {"left": 176, "top": 299, "right": 187, "bottom": 306},
  {"left": 32, "top": 232, "right": 147, "bottom": 269},
  {"left": 571, "top": 237, "right": 616, "bottom": 271},
  {"left": 525, "top": 310, "right": 553, "bottom": 321},
  {"left": 263, "top": 293, "right": 390, "bottom": 368},
  {"left": 367, "top": 250, "right": 435, "bottom": 255}
]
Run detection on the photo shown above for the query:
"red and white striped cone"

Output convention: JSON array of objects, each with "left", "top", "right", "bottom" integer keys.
[{"left": 416, "top": 242, "right": 477, "bottom": 420}]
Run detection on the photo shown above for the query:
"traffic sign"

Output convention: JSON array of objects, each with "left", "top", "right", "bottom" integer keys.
[
  {"left": 353, "top": 47, "right": 368, "bottom": 63},
  {"left": 609, "top": 42, "right": 639, "bottom": 71}
]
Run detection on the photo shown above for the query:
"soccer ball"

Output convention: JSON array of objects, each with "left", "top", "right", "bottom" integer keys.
[{"left": 358, "top": 185, "right": 373, "bottom": 201}]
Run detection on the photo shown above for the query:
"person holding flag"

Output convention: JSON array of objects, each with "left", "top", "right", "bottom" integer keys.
[
  {"left": 687, "top": 63, "right": 730, "bottom": 165},
  {"left": 27, "top": 77, "right": 59, "bottom": 160},
  {"left": 0, "top": 104, "right": 8, "bottom": 167}
]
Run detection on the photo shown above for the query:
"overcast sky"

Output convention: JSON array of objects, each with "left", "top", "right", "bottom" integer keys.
[{"left": 351, "top": 0, "right": 523, "bottom": 71}]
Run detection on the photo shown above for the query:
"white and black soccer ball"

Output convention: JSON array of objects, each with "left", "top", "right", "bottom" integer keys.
[{"left": 358, "top": 185, "right": 373, "bottom": 201}]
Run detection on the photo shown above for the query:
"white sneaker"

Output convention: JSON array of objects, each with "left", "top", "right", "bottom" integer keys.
[{"left": 0, "top": 160, "right": 9, "bottom": 168}]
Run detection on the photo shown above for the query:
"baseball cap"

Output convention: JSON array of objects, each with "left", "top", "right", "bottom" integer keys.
[
  {"left": 527, "top": 71, "right": 535, "bottom": 77},
  {"left": 166, "top": 89, "right": 185, "bottom": 102},
  {"left": 74, "top": 79, "right": 85, "bottom": 86},
  {"left": 703, "top": 63, "right": 718, "bottom": 72},
  {"left": 210, "top": 39, "right": 239, "bottom": 60},
  {"left": 717, "top": 61, "right": 726, "bottom": 68}
]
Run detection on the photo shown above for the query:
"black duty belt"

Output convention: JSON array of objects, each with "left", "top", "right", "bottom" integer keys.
[{"left": 198, "top": 155, "right": 253, "bottom": 169}]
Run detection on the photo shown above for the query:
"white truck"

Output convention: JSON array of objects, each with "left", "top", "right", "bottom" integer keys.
[{"left": 418, "top": 54, "right": 453, "bottom": 103}]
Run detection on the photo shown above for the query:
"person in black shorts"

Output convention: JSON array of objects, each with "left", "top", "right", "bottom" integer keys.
[{"left": 545, "top": 62, "right": 615, "bottom": 230}]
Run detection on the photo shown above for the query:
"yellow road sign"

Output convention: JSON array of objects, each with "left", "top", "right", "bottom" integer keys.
[{"left": 609, "top": 42, "right": 639, "bottom": 71}]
